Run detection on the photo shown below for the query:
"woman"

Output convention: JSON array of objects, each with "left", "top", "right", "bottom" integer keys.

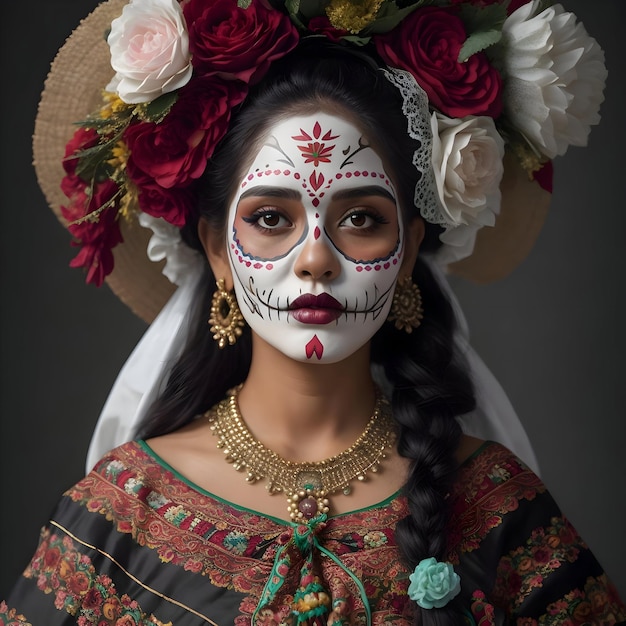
[{"left": 3, "top": 0, "right": 624, "bottom": 624}]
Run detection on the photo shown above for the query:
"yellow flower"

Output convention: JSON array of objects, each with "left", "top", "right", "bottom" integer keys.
[
  {"left": 108, "top": 140, "right": 130, "bottom": 172},
  {"left": 118, "top": 182, "right": 139, "bottom": 220},
  {"left": 326, "top": 0, "right": 383, "bottom": 34},
  {"left": 510, "top": 140, "right": 547, "bottom": 178},
  {"left": 100, "top": 91, "right": 129, "bottom": 119}
]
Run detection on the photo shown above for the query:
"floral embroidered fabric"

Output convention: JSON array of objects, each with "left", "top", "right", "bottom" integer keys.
[{"left": 2, "top": 441, "right": 625, "bottom": 625}]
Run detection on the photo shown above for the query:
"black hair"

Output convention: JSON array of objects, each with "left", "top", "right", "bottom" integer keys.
[{"left": 137, "top": 40, "right": 475, "bottom": 624}]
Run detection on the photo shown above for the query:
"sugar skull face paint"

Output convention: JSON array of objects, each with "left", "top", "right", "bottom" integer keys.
[{"left": 226, "top": 113, "right": 406, "bottom": 364}]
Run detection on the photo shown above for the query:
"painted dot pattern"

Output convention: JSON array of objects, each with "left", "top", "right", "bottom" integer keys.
[{"left": 236, "top": 169, "right": 399, "bottom": 271}]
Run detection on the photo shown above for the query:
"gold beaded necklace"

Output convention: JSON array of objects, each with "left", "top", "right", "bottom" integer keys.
[{"left": 205, "top": 386, "right": 396, "bottom": 521}]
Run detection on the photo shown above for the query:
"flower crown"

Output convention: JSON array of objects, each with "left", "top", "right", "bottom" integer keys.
[{"left": 60, "top": 0, "right": 606, "bottom": 286}]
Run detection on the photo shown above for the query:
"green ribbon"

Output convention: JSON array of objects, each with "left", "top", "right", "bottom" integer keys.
[{"left": 253, "top": 514, "right": 372, "bottom": 625}]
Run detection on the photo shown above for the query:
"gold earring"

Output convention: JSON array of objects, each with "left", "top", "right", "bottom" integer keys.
[
  {"left": 388, "top": 276, "right": 424, "bottom": 333},
  {"left": 209, "top": 279, "right": 245, "bottom": 348}
]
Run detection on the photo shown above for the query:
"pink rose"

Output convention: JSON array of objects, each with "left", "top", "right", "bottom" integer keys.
[
  {"left": 106, "top": 0, "right": 192, "bottom": 104},
  {"left": 125, "top": 76, "right": 248, "bottom": 195},
  {"left": 375, "top": 7, "right": 502, "bottom": 118},
  {"left": 184, "top": 0, "right": 299, "bottom": 83}
]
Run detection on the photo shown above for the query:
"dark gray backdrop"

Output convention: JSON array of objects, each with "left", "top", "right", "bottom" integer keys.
[{"left": 1, "top": 0, "right": 624, "bottom": 601}]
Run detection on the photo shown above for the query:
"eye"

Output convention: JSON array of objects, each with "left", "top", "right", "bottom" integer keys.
[
  {"left": 242, "top": 209, "right": 292, "bottom": 233},
  {"left": 339, "top": 209, "right": 389, "bottom": 231}
]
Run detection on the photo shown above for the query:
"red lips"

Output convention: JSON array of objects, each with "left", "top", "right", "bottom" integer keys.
[{"left": 289, "top": 293, "right": 343, "bottom": 324}]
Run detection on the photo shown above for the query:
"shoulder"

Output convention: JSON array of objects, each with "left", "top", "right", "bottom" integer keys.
[
  {"left": 447, "top": 440, "right": 548, "bottom": 561},
  {"left": 451, "top": 439, "right": 546, "bottom": 512}
]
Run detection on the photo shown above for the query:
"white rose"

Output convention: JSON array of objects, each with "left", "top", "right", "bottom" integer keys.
[
  {"left": 106, "top": 0, "right": 193, "bottom": 104},
  {"left": 431, "top": 112, "right": 505, "bottom": 228},
  {"left": 430, "top": 112, "right": 504, "bottom": 266},
  {"left": 501, "top": 1, "right": 607, "bottom": 159}
]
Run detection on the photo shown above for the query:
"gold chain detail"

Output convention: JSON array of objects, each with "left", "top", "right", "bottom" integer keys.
[{"left": 205, "top": 386, "right": 395, "bottom": 520}]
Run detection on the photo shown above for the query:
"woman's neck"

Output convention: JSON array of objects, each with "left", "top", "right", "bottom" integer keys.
[{"left": 236, "top": 337, "right": 378, "bottom": 463}]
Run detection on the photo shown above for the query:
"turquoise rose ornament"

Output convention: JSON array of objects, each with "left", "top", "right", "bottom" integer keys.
[{"left": 408, "top": 557, "right": 461, "bottom": 609}]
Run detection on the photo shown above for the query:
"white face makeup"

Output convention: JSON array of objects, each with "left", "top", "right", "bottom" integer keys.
[{"left": 226, "top": 112, "right": 405, "bottom": 364}]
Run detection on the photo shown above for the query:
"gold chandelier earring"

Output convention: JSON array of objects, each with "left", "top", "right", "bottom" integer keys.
[
  {"left": 209, "top": 278, "right": 245, "bottom": 348},
  {"left": 387, "top": 276, "right": 424, "bottom": 333}
]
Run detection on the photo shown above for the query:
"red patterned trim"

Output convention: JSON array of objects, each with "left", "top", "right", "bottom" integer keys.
[
  {"left": 66, "top": 443, "right": 415, "bottom": 622},
  {"left": 447, "top": 443, "right": 546, "bottom": 563}
]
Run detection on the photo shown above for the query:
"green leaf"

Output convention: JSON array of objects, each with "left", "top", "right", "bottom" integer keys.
[
  {"left": 135, "top": 91, "right": 179, "bottom": 124},
  {"left": 362, "top": 0, "right": 424, "bottom": 35},
  {"left": 341, "top": 34, "right": 371, "bottom": 45},
  {"left": 458, "top": 28, "right": 502, "bottom": 62},
  {"left": 238, "top": 0, "right": 253, "bottom": 8},
  {"left": 297, "top": 0, "right": 329, "bottom": 20},
  {"left": 456, "top": 3, "right": 507, "bottom": 61},
  {"left": 458, "top": 3, "right": 507, "bottom": 33},
  {"left": 285, "top": 0, "right": 300, "bottom": 14},
  {"left": 75, "top": 148, "right": 114, "bottom": 182}
]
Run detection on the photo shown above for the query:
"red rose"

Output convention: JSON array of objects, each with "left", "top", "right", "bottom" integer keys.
[
  {"left": 61, "top": 176, "right": 122, "bottom": 287},
  {"left": 83, "top": 587, "right": 103, "bottom": 610},
  {"left": 375, "top": 7, "right": 502, "bottom": 118},
  {"left": 66, "top": 571, "right": 90, "bottom": 596},
  {"left": 61, "top": 129, "right": 123, "bottom": 286},
  {"left": 65, "top": 231, "right": 117, "bottom": 285},
  {"left": 308, "top": 17, "right": 348, "bottom": 42},
  {"left": 184, "top": 0, "right": 299, "bottom": 83},
  {"left": 134, "top": 182, "right": 196, "bottom": 227},
  {"left": 43, "top": 547, "right": 62, "bottom": 569},
  {"left": 125, "top": 76, "right": 247, "bottom": 194}
]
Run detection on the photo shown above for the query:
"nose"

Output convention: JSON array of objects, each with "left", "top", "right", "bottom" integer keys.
[{"left": 293, "top": 230, "right": 341, "bottom": 281}]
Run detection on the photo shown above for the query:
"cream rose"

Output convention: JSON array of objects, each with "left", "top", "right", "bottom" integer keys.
[
  {"left": 501, "top": 1, "right": 607, "bottom": 159},
  {"left": 431, "top": 112, "right": 504, "bottom": 227},
  {"left": 106, "top": 0, "right": 193, "bottom": 104},
  {"left": 431, "top": 112, "right": 504, "bottom": 265}
]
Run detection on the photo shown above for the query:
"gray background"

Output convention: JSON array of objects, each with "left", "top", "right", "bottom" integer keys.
[{"left": 1, "top": 0, "right": 624, "bottom": 601}]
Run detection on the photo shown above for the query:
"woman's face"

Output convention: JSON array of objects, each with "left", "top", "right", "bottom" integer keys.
[{"left": 225, "top": 112, "right": 406, "bottom": 364}]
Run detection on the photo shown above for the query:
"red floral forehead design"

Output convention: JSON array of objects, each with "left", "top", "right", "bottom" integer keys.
[{"left": 60, "top": 0, "right": 606, "bottom": 286}]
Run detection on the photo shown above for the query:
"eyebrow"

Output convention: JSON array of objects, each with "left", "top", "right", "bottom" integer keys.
[
  {"left": 331, "top": 186, "right": 396, "bottom": 202},
  {"left": 239, "top": 186, "right": 302, "bottom": 201}
]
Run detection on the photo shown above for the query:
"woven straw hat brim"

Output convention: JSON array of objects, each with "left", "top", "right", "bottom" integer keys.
[
  {"left": 33, "top": 0, "right": 175, "bottom": 324},
  {"left": 33, "top": 0, "right": 550, "bottom": 324},
  {"left": 450, "top": 152, "right": 551, "bottom": 283}
]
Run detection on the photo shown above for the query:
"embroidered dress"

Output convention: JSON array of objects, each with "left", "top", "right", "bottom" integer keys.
[{"left": 2, "top": 441, "right": 624, "bottom": 625}]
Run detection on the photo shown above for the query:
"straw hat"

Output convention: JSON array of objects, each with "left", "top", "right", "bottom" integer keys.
[
  {"left": 33, "top": 0, "right": 175, "bottom": 323},
  {"left": 33, "top": 0, "right": 551, "bottom": 323}
]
